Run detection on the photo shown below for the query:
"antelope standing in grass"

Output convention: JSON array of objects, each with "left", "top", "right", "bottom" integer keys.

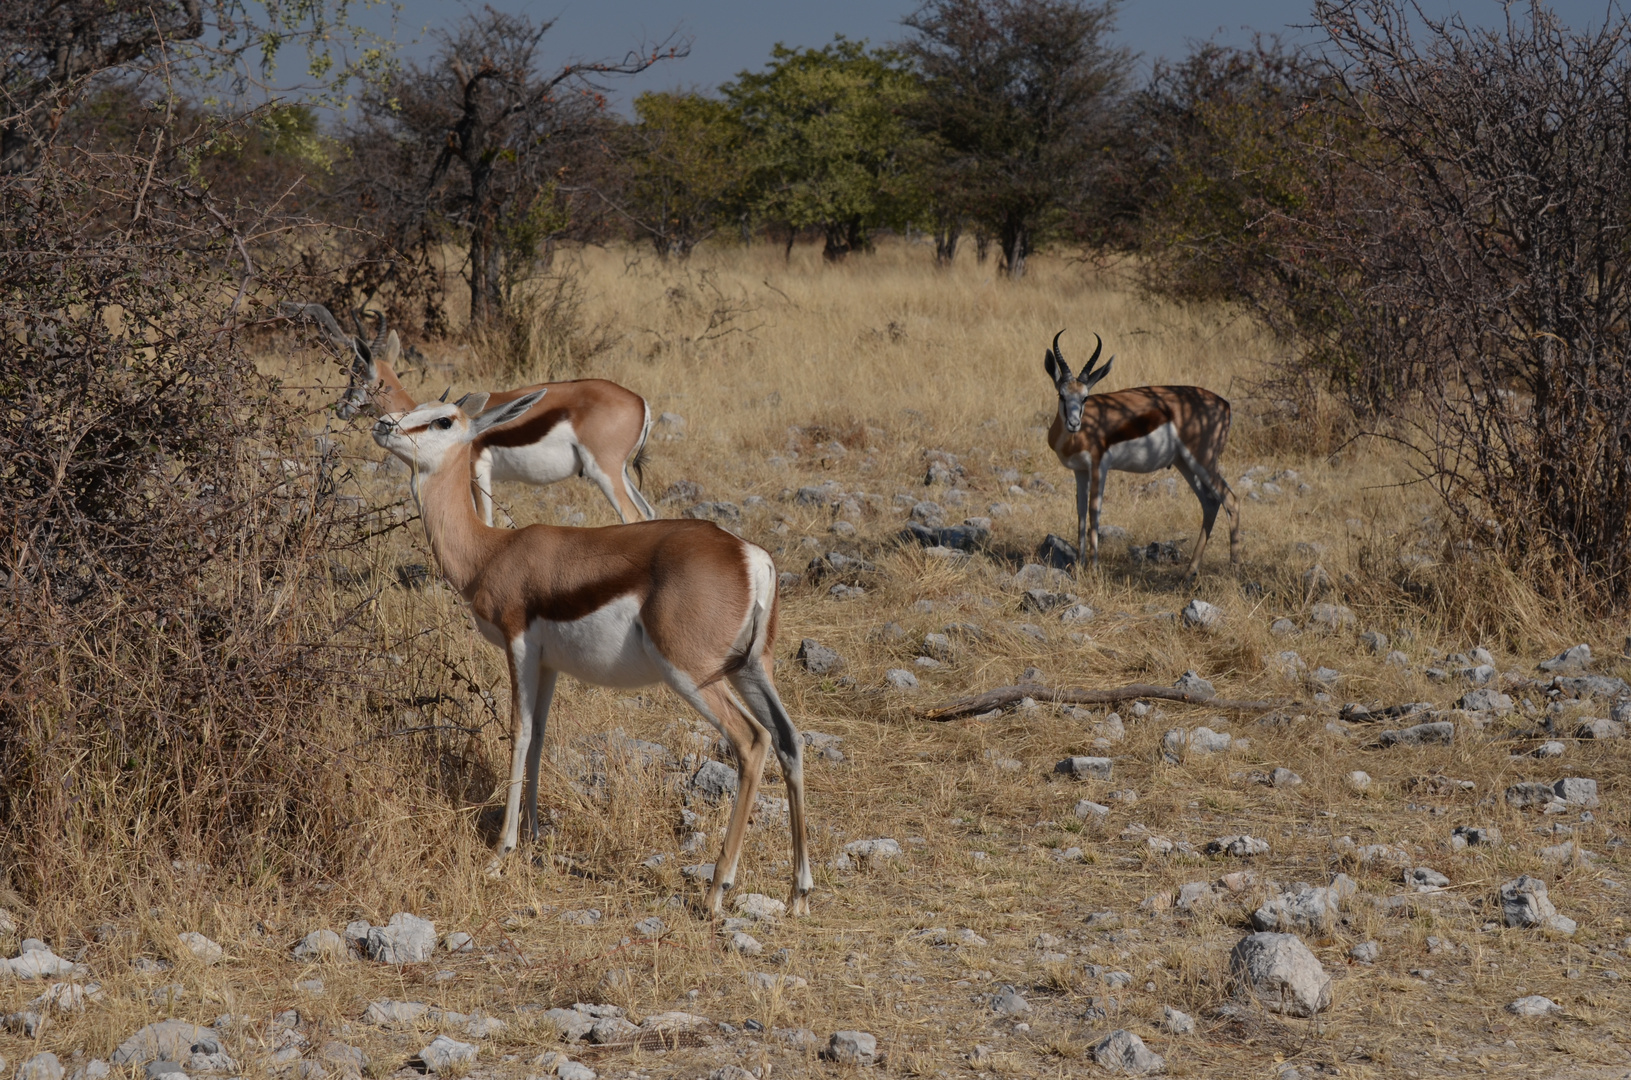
[
  {"left": 372, "top": 389, "right": 812, "bottom": 915},
  {"left": 286, "top": 303, "right": 655, "bottom": 526},
  {"left": 1043, "top": 330, "right": 1241, "bottom": 578}
]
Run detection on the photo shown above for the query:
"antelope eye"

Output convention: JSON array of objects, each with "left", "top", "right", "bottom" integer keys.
[{"left": 433, "top": 417, "right": 454, "bottom": 431}]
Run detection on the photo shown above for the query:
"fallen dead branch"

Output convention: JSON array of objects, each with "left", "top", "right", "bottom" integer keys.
[{"left": 921, "top": 683, "right": 1300, "bottom": 722}]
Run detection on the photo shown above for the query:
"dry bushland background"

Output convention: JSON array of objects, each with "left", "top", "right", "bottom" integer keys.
[{"left": 3, "top": 239, "right": 1628, "bottom": 1079}]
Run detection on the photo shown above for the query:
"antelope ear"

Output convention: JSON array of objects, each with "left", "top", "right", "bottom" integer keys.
[
  {"left": 454, "top": 391, "right": 491, "bottom": 415},
  {"left": 1044, "top": 350, "right": 1069, "bottom": 386},
  {"left": 1080, "top": 356, "right": 1115, "bottom": 392},
  {"left": 472, "top": 389, "right": 546, "bottom": 435},
  {"left": 383, "top": 330, "right": 403, "bottom": 364}
]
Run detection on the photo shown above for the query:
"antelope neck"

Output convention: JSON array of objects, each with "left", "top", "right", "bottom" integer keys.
[
  {"left": 413, "top": 442, "right": 506, "bottom": 595},
  {"left": 375, "top": 356, "right": 418, "bottom": 415}
]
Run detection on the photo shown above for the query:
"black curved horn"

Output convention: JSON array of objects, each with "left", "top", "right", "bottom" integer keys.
[
  {"left": 369, "top": 310, "right": 388, "bottom": 351},
  {"left": 351, "top": 309, "right": 368, "bottom": 342},
  {"left": 1084, "top": 333, "right": 1104, "bottom": 374},
  {"left": 438, "top": 387, "right": 450, "bottom": 403},
  {"left": 1051, "top": 329, "right": 1066, "bottom": 367}
]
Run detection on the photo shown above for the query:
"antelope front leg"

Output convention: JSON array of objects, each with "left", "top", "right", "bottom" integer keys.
[
  {"left": 490, "top": 637, "right": 542, "bottom": 875},
  {"left": 1089, "top": 462, "right": 1107, "bottom": 568},
  {"left": 1074, "top": 469, "right": 1092, "bottom": 567},
  {"left": 522, "top": 670, "right": 559, "bottom": 844}
]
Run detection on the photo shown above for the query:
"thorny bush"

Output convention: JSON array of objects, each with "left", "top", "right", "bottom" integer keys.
[
  {"left": 1138, "top": 2, "right": 1631, "bottom": 607},
  {"left": 0, "top": 118, "right": 492, "bottom": 900}
]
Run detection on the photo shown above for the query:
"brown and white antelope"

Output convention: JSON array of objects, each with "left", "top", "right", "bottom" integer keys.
[
  {"left": 1043, "top": 330, "right": 1241, "bottom": 578},
  {"left": 371, "top": 389, "right": 812, "bottom": 915},
  {"left": 286, "top": 303, "right": 655, "bottom": 526}
]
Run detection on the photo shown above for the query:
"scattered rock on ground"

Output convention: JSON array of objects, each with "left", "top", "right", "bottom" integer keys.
[
  {"left": 795, "top": 639, "right": 844, "bottom": 675},
  {"left": 176, "top": 932, "right": 222, "bottom": 964},
  {"left": 1539, "top": 644, "right": 1591, "bottom": 673},
  {"left": 1350, "top": 940, "right": 1380, "bottom": 964},
  {"left": 111, "top": 1021, "right": 213, "bottom": 1065},
  {"left": 1229, "top": 932, "right": 1332, "bottom": 1017},
  {"left": 1309, "top": 603, "right": 1356, "bottom": 632},
  {"left": 1379, "top": 721, "right": 1454, "bottom": 747},
  {"left": 1507, "top": 995, "right": 1562, "bottom": 1017},
  {"left": 1036, "top": 534, "right": 1079, "bottom": 569},
  {"left": 292, "top": 930, "right": 347, "bottom": 962},
  {"left": 884, "top": 668, "right": 919, "bottom": 691},
  {"left": 1160, "top": 1006, "right": 1195, "bottom": 1035},
  {"left": 1251, "top": 876, "right": 1355, "bottom": 934},
  {"left": 1578, "top": 717, "right": 1625, "bottom": 739},
  {"left": 366, "top": 914, "right": 436, "bottom": 965},
  {"left": 1459, "top": 688, "right": 1514, "bottom": 714},
  {"left": 364, "top": 1000, "right": 429, "bottom": 1026},
  {"left": 1507, "top": 777, "right": 1599, "bottom": 811},
  {"left": 990, "top": 988, "right": 1029, "bottom": 1016},
  {"left": 1055, "top": 756, "right": 1112, "bottom": 780},
  {"left": 825, "top": 1031, "right": 877, "bottom": 1066},
  {"left": 1173, "top": 671, "right": 1215, "bottom": 698},
  {"left": 1406, "top": 867, "right": 1450, "bottom": 891},
  {"left": 17, "top": 1054, "right": 63, "bottom": 1080},
  {"left": 1450, "top": 826, "right": 1501, "bottom": 850},
  {"left": 1207, "top": 835, "right": 1269, "bottom": 857},
  {"left": 689, "top": 760, "right": 739, "bottom": 801},
  {"left": 0, "top": 948, "right": 86, "bottom": 979},
  {"left": 415, "top": 1035, "right": 476, "bottom": 1074},
  {"left": 1091, "top": 1029, "right": 1165, "bottom": 1075},
  {"left": 733, "top": 893, "right": 789, "bottom": 920},
  {"left": 1181, "top": 599, "right": 1223, "bottom": 629},
  {"left": 1501, "top": 875, "right": 1576, "bottom": 934}
]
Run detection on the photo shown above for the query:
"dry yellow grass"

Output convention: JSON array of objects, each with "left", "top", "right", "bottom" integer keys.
[{"left": 3, "top": 240, "right": 1629, "bottom": 1079}]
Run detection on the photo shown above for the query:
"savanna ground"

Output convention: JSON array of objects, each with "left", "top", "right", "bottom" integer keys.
[{"left": 6, "top": 241, "right": 1630, "bottom": 1080}]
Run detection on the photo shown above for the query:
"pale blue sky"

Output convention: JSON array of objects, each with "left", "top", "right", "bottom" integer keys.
[{"left": 342, "top": 0, "right": 1624, "bottom": 110}]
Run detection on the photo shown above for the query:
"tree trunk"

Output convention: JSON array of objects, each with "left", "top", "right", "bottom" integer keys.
[
  {"left": 934, "top": 221, "right": 961, "bottom": 266},
  {"left": 467, "top": 165, "right": 503, "bottom": 325},
  {"left": 468, "top": 221, "right": 503, "bottom": 325},
  {"left": 846, "top": 218, "right": 868, "bottom": 255},
  {"left": 1000, "top": 217, "right": 1030, "bottom": 279},
  {"left": 974, "top": 230, "right": 991, "bottom": 264},
  {"left": 822, "top": 223, "right": 850, "bottom": 261}
]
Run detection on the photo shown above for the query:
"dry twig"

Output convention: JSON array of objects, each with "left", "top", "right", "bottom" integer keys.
[{"left": 922, "top": 682, "right": 1300, "bottom": 721}]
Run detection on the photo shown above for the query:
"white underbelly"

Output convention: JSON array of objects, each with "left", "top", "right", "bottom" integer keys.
[
  {"left": 1101, "top": 422, "right": 1180, "bottom": 474},
  {"left": 487, "top": 421, "right": 579, "bottom": 485},
  {"left": 530, "top": 596, "right": 663, "bottom": 688}
]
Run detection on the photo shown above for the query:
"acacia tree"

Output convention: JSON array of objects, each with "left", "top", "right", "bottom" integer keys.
[
  {"left": 725, "top": 38, "right": 925, "bottom": 260},
  {"left": 611, "top": 90, "right": 747, "bottom": 259},
  {"left": 348, "top": 6, "right": 684, "bottom": 325},
  {"left": 899, "top": 0, "right": 1131, "bottom": 277},
  {"left": 0, "top": 0, "right": 387, "bottom": 172}
]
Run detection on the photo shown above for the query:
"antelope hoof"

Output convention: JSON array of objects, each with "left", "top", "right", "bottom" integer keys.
[
  {"left": 788, "top": 889, "right": 811, "bottom": 917},
  {"left": 484, "top": 856, "right": 507, "bottom": 879}
]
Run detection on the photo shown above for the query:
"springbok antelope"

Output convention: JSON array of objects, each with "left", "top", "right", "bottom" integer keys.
[
  {"left": 284, "top": 303, "right": 655, "bottom": 526},
  {"left": 1043, "top": 330, "right": 1241, "bottom": 578},
  {"left": 372, "top": 389, "right": 812, "bottom": 915}
]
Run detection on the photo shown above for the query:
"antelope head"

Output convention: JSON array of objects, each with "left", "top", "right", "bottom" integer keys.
[
  {"left": 372, "top": 389, "right": 541, "bottom": 475},
  {"left": 340, "top": 309, "right": 408, "bottom": 419},
  {"left": 1043, "top": 330, "right": 1114, "bottom": 434}
]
